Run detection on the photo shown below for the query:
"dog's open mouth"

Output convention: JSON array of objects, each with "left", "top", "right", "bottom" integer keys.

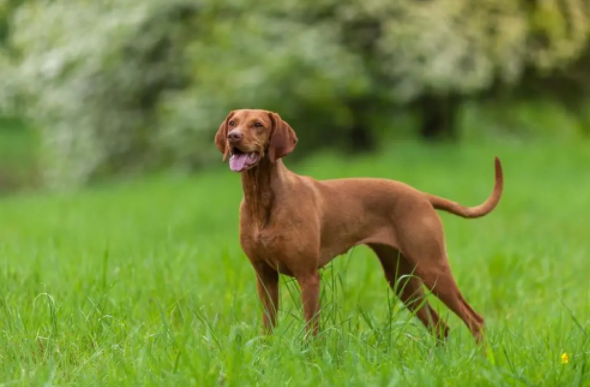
[{"left": 229, "top": 148, "right": 260, "bottom": 172}]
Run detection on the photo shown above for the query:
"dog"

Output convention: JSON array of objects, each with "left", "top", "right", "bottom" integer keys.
[{"left": 214, "top": 109, "right": 503, "bottom": 344}]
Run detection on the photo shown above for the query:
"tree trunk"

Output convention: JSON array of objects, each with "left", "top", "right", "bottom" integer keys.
[
  {"left": 418, "top": 95, "right": 459, "bottom": 141},
  {"left": 347, "top": 98, "right": 377, "bottom": 153}
]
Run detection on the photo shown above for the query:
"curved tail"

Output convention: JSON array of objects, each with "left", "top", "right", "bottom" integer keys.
[{"left": 426, "top": 157, "right": 503, "bottom": 219}]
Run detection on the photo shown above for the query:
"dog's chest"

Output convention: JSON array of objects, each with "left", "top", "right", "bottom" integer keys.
[
  {"left": 240, "top": 228, "right": 284, "bottom": 256},
  {"left": 240, "top": 229, "right": 296, "bottom": 274}
]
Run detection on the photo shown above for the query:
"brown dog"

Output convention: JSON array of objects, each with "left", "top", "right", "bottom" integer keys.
[{"left": 214, "top": 109, "right": 503, "bottom": 344}]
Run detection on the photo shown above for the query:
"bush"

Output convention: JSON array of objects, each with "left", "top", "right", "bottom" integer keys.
[
  {"left": 1, "top": 1, "right": 197, "bottom": 186},
  {"left": 1, "top": 0, "right": 371, "bottom": 187},
  {"left": 1, "top": 0, "right": 589, "bottom": 187}
]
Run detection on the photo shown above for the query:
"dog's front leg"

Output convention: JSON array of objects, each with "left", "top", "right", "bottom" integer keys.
[
  {"left": 296, "top": 272, "right": 321, "bottom": 338},
  {"left": 254, "top": 264, "right": 279, "bottom": 334}
]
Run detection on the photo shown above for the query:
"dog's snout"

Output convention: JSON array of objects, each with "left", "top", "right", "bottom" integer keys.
[{"left": 227, "top": 130, "right": 243, "bottom": 143}]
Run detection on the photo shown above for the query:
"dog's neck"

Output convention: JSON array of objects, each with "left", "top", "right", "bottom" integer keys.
[{"left": 240, "top": 157, "right": 286, "bottom": 227}]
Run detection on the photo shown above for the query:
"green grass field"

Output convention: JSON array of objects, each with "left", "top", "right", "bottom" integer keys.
[{"left": 1, "top": 140, "right": 589, "bottom": 386}]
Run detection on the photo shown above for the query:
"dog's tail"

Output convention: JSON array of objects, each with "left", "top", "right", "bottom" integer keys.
[{"left": 426, "top": 157, "right": 503, "bottom": 219}]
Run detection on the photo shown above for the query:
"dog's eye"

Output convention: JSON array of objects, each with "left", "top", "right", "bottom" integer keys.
[
  {"left": 253, "top": 122, "right": 263, "bottom": 128},
  {"left": 229, "top": 120, "right": 235, "bottom": 126}
]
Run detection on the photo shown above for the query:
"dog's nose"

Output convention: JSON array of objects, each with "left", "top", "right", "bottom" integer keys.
[{"left": 227, "top": 130, "right": 243, "bottom": 143}]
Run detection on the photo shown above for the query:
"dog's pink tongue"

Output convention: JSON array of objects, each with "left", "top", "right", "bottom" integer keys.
[{"left": 230, "top": 154, "right": 249, "bottom": 172}]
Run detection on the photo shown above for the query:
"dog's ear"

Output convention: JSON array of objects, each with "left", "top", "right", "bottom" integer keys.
[
  {"left": 215, "top": 111, "right": 234, "bottom": 162},
  {"left": 268, "top": 112, "right": 298, "bottom": 162}
]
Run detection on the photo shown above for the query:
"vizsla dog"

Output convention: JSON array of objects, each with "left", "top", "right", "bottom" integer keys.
[{"left": 214, "top": 109, "right": 503, "bottom": 344}]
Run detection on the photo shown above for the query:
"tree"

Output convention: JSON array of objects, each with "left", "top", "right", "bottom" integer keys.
[{"left": 1, "top": 0, "right": 589, "bottom": 187}]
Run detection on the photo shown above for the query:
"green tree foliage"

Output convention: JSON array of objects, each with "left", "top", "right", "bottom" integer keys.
[
  {"left": 0, "top": 0, "right": 589, "bottom": 187},
  {"left": 0, "top": 0, "right": 370, "bottom": 187},
  {"left": 0, "top": 0, "right": 19, "bottom": 44}
]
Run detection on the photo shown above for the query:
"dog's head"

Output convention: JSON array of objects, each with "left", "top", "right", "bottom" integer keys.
[{"left": 214, "top": 109, "right": 298, "bottom": 172}]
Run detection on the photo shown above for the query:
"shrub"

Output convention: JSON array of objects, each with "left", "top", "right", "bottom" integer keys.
[
  {"left": 1, "top": 0, "right": 370, "bottom": 187},
  {"left": 1, "top": 0, "right": 589, "bottom": 187}
]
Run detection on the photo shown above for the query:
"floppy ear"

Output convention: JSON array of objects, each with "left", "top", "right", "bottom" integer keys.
[
  {"left": 268, "top": 112, "right": 298, "bottom": 162},
  {"left": 215, "top": 111, "right": 234, "bottom": 162}
]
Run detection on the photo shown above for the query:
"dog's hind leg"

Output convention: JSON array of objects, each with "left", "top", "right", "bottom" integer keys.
[
  {"left": 400, "top": 239, "right": 485, "bottom": 343},
  {"left": 397, "top": 211, "right": 486, "bottom": 344},
  {"left": 418, "top": 263, "right": 485, "bottom": 344},
  {"left": 369, "top": 243, "right": 449, "bottom": 342}
]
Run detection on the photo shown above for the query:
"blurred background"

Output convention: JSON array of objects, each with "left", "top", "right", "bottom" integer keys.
[{"left": 0, "top": 0, "right": 589, "bottom": 193}]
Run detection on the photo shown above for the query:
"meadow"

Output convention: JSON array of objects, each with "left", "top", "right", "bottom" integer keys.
[{"left": 0, "top": 137, "right": 589, "bottom": 386}]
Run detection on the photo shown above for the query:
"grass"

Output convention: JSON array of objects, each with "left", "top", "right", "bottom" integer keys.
[{"left": 0, "top": 139, "right": 589, "bottom": 386}]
